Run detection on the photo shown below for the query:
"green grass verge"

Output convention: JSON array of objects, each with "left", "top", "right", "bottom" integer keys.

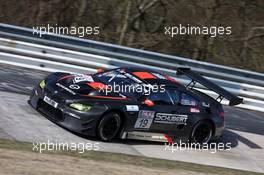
[{"left": 0, "top": 139, "right": 262, "bottom": 175}]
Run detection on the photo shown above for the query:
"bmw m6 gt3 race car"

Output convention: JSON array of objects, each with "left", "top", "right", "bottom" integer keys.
[{"left": 29, "top": 67, "right": 243, "bottom": 143}]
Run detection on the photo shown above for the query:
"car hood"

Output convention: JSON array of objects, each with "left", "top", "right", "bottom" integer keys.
[{"left": 46, "top": 73, "right": 107, "bottom": 97}]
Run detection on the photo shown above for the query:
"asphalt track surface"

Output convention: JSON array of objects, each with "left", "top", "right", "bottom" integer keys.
[{"left": 0, "top": 63, "right": 263, "bottom": 173}]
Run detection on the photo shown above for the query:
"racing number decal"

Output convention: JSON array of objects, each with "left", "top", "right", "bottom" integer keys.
[
  {"left": 134, "top": 110, "right": 155, "bottom": 129},
  {"left": 137, "top": 118, "right": 150, "bottom": 128}
]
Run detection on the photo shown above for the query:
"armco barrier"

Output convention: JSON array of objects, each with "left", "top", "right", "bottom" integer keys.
[{"left": 0, "top": 24, "right": 263, "bottom": 112}]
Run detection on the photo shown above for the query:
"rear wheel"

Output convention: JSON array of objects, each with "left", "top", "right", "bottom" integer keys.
[
  {"left": 97, "top": 112, "right": 121, "bottom": 141},
  {"left": 190, "top": 121, "right": 213, "bottom": 144}
]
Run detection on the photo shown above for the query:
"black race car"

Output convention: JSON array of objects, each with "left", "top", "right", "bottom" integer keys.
[{"left": 29, "top": 67, "right": 243, "bottom": 143}]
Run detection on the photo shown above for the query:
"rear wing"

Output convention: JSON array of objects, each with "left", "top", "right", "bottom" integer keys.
[{"left": 176, "top": 67, "right": 243, "bottom": 106}]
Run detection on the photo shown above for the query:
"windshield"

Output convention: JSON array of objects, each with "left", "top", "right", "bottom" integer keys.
[{"left": 94, "top": 70, "right": 144, "bottom": 98}]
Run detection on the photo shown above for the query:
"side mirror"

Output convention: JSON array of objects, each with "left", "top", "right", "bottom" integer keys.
[
  {"left": 97, "top": 68, "right": 104, "bottom": 73},
  {"left": 142, "top": 99, "right": 155, "bottom": 107}
]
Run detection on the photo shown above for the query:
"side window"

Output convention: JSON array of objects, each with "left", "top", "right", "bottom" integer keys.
[
  {"left": 180, "top": 93, "right": 198, "bottom": 106},
  {"left": 167, "top": 89, "right": 180, "bottom": 105},
  {"left": 149, "top": 91, "right": 173, "bottom": 105}
]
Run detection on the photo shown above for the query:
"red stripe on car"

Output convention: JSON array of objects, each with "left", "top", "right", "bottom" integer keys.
[
  {"left": 87, "top": 82, "right": 108, "bottom": 89},
  {"left": 132, "top": 72, "right": 157, "bottom": 79}
]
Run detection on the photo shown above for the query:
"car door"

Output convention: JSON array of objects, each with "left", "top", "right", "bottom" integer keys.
[
  {"left": 133, "top": 89, "right": 200, "bottom": 134},
  {"left": 133, "top": 90, "right": 178, "bottom": 132}
]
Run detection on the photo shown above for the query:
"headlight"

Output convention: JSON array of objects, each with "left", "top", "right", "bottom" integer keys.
[
  {"left": 69, "top": 103, "right": 91, "bottom": 112},
  {"left": 39, "top": 80, "right": 46, "bottom": 89}
]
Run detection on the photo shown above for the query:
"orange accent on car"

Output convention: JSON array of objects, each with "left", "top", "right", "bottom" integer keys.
[
  {"left": 144, "top": 99, "right": 155, "bottom": 107},
  {"left": 132, "top": 72, "right": 157, "bottom": 79},
  {"left": 87, "top": 82, "right": 108, "bottom": 89}
]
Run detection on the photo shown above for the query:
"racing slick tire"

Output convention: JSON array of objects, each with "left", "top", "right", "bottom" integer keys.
[
  {"left": 97, "top": 112, "right": 121, "bottom": 141},
  {"left": 189, "top": 121, "right": 213, "bottom": 144}
]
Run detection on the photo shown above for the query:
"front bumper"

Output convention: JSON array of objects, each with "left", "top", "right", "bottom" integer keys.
[{"left": 29, "top": 86, "right": 105, "bottom": 136}]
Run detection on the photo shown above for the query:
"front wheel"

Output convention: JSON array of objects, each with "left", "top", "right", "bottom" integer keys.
[
  {"left": 190, "top": 121, "right": 213, "bottom": 144},
  {"left": 97, "top": 112, "right": 121, "bottom": 141}
]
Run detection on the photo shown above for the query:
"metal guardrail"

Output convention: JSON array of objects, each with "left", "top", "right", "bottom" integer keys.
[{"left": 0, "top": 23, "right": 263, "bottom": 112}]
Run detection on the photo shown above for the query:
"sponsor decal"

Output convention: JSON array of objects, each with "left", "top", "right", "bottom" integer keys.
[
  {"left": 154, "top": 113, "right": 188, "bottom": 125},
  {"left": 139, "top": 110, "right": 155, "bottom": 118},
  {"left": 56, "top": 83, "right": 76, "bottom": 95},
  {"left": 134, "top": 110, "right": 155, "bottom": 129},
  {"left": 190, "top": 108, "right": 200, "bottom": 113},
  {"left": 73, "top": 75, "right": 94, "bottom": 83},
  {"left": 126, "top": 105, "right": 139, "bottom": 111}
]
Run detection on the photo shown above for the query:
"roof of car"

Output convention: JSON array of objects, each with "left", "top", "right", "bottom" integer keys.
[
  {"left": 123, "top": 67, "right": 160, "bottom": 73},
  {"left": 121, "top": 67, "right": 182, "bottom": 86},
  {"left": 122, "top": 67, "right": 210, "bottom": 99},
  {"left": 98, "top": 67, "right": 214, "bottom": 102}
]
